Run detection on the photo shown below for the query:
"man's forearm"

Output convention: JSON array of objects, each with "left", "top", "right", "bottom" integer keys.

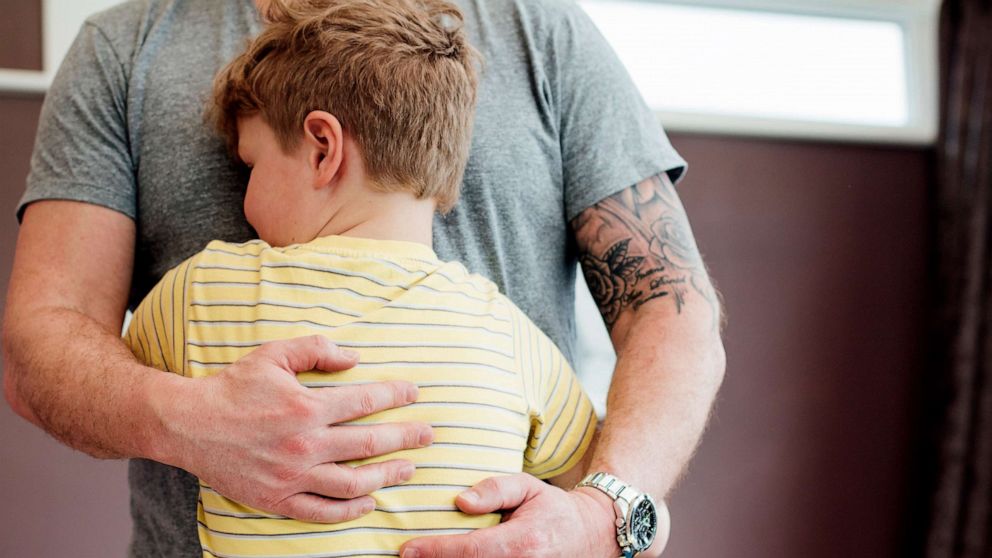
[
  {"left": 2, "top": 201, "right": 176, "bottom": 460},
  {"left": 587, "top": 308, "right": 724, "bottom": 498},
  {"left": 572, "top": 172, "right": 726, "bottom": 499},
  {"left": 3, "top": 305, "right": 177, "bottom": 460}
]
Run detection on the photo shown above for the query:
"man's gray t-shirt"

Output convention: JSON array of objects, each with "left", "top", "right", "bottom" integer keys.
[{"left": 20, "top": 0, "right": 686, "bottom": 555}]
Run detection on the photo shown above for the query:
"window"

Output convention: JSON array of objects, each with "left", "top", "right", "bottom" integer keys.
[{"left": 579, "top": 0, "right": 942, "bottom": 144}]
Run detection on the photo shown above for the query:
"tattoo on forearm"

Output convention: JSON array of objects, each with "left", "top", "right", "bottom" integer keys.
[{"left": 573, "top": 173, "right": 719, "bottom": 329}]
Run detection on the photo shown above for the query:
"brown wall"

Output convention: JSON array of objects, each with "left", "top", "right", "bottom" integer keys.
[
  {"left": 0, "top": 8, "right": 928, "bottom": 556},
  {"left": 665, "top": 134, "right": 927, "bottom": 558},
  {"left": 0, "top": 0, "right": 42, "bottom": 70}
]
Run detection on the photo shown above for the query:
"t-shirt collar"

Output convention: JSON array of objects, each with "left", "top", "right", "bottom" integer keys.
[{"left": 299, "top": 234, "right": 439, "bottom": 263}]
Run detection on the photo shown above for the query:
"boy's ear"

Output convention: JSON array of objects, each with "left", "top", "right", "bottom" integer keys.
[{"left": 302, "top": 110, "right": 344, "bottom": 189}]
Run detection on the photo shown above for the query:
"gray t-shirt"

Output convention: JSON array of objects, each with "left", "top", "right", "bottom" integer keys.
[{"left": 20, "top": 0, "right": 686, "bottom": 555}]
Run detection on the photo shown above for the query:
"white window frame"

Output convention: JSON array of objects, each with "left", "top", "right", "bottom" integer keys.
[
  {"left": 585, "top": 0, "right": 942, "bottom": 145},
  {"left": 2, "top": 0, "right": 941, "bottom": 146}
]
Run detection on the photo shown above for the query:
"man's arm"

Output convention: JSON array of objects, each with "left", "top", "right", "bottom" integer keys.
[
  {"left": 573, "top": 172, "right": 726, "bottom": 499},
  {"left": 397, "top": 173, "right": 720, "bottom": 558},
  {"left": 3, "top": 200, "right": 433, "bottom": 522},
  {"left": 4, "top": 201, "right": 144, "bottom": 452}
]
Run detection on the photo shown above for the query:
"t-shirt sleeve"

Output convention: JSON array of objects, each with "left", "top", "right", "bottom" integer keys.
[
  {"left": 511, "top": 305, "right": 598, "bottom": 479},
  {"left": 550, "top": 2, "right": 688, "bottom": 222},
  {"left": 17, "top": 21, "right": 136, "bottom": 222},
  {"left": 124, "top": 257, "right": 194, "bottom": 376}
]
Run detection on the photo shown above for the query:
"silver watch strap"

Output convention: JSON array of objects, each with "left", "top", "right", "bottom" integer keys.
[
  {"left": 577, "top": 472, "right": 639, "bottom": 557},
  {"left": 581, "top": 472, "right": 639, "bottom": 506}
]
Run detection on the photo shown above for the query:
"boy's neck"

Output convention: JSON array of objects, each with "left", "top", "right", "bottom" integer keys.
[{"left": 313, "top": 189, "right": 436, "bottom": 247}]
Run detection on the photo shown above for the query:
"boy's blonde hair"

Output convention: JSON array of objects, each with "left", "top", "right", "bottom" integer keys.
[{"left": 211, "top": 0, "right": 479, "bottom": 211}]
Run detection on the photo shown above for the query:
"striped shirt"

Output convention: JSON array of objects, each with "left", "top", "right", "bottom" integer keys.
[{"left": 124, "top": 235, "right": 597, "bottom": 558}]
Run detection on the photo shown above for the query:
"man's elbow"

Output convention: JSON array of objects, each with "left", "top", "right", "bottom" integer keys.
[
  {"left": 668, "top": 307, "right": 727, "bottom": 397},
  {"left": 706, "top": 334, "right": 727, "bottom": 395},
  {"left": 685, "top": 296, "right": 727, "bottom": 395},
  {"left": 2, "top": 325, "right": 40, "bottom": 425},
  {"left": 3, "top": 365, "right": 30, "bottom": 422}
]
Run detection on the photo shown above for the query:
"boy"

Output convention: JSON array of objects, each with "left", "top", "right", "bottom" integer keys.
[{"left": 124, "top": 0, "right": 597, "bottom": 556}]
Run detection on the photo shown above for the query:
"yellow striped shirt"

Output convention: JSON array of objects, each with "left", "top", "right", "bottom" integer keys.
[{"left": 124, "top": 235, "right": 597, "bottom": 558}]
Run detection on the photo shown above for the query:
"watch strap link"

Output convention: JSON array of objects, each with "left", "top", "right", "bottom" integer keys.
[
  {"left": 583, "top": 472, "right": 638, "bottom": 505},
  {"left": 576, "top": 472, "right": 642, "bottom": 558}
]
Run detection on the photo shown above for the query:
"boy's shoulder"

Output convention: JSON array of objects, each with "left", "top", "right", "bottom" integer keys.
[
  {"left": 432, "top": 260, "right": 546, "bottom": 333},
  {"left": 431, "top": 258, "right": 506, "bottom": 301},
  {"left": 186, "top": 239, "right": 523, "bottom": 320},
  {"left": 170, "top": 239, "right": 271, "bottom": 284},
  {"left": 199, "top": 239, "right": 271, "bottom": 259}
]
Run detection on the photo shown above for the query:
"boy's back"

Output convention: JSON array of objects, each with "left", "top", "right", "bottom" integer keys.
[{"left": 126, "top": 234, "right": 596, "bottom": 557}]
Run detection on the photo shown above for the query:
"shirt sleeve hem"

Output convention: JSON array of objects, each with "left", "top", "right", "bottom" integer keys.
[
  {"left": 564, "top": 154, "right": 688, "bottom": 224},
  {"left": 17, "top": 184, "right": 137, "bottom": 223}
]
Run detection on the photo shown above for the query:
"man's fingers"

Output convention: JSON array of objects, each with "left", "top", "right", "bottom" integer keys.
[
  {"left": 400, "top": 523, "right": 516, "bottom": 558},
  {"left": 455, "top": 473, "right": 543, "bottom": 515},
  {"left": 256, "top": 335, "right": 359, "bottom": 375},
  {"left": 325, "top": 423, "right": 433, "bottom": 462},
  {"left": 320, "top": 381, "right": 419, "bottom": 423},
  {"left": 302, "top": 460, "right": 415, "bottom": 499},
  {"left": 275, "top": 492, "right": 376, "bottom": 524}
]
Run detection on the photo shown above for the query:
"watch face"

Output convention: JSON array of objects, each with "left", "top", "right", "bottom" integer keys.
[{"left": 628, "top": 496, "right": 658, "bottom": 551}]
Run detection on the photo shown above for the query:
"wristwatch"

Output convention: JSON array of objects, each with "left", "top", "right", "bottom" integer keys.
[{"left": 576, "top": 472, "right": 659, "bottom": 558}]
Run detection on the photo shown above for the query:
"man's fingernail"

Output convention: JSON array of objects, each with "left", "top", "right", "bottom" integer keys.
[
  {"left": 401, "top": 549, "right": 420, "bottom": 558},
  {"left": 342, "top": 349, "right": 360, "bottom": 360},
  {"left": 406, "top": 385, "right": 419, "bottom": 402},
  {"left": 418, "top": 427, "right": 433, "bottom": 446},
  {"left": 361, "top": 499, "right": 375, "bottom": 514},
  {"left": 400, "top": 463, "right": 416, "bottom": 481},
  {"left": 460, "top": 491, "right": 479, "bottom": 505}
]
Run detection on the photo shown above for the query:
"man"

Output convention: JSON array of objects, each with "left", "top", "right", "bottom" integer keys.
[{"left": 3, "top": 0, "right": 725, "bottom": 556}]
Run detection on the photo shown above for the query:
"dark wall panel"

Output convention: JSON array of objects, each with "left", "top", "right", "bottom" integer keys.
[
  {"left": 0, "top": 0, "right": 43, "bottom": 70},
  {"left": 666, "top": 133, "right": 928, "bottom": 558}
]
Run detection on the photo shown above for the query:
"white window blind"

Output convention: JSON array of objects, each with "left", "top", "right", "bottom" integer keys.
[{"left": 579, "top": 0, "right": 941, "bottom": 145}]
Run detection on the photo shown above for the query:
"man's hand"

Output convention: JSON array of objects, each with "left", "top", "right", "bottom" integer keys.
[
  {"left": 153, "top": 335, "right": 433, "bottom": 523},
  {"left": 398, "top": 473, "right": 671, "bottom": 558},
  {"left": 3, "top": 201, "right": 432, "bottom": 524}
]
